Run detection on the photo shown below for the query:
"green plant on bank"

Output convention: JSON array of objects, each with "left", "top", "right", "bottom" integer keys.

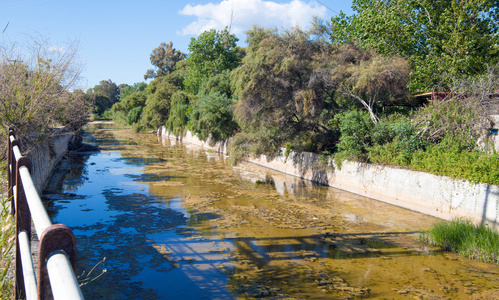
[
  {"left": 334, "top": 110, "right": 372, "bottom": 162},
  {"left": 284, "top": 143, "right": 293, "bottom": 158},
  {"left": 409, "top": 139, "right": 499, "bottom": 185},
  {"left": 421, "top": 219, "right": 499, "bottom": 264}
]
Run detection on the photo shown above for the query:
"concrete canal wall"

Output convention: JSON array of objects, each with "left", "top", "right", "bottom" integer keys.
[
  {"left": 26, "top": 127, "right": 74, "bottom": 193},
  {"left": 158, "top": 126, "right": 499, "bottom": 226}
]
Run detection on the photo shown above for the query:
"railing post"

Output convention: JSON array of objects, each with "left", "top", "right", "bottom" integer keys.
[
  {"left": 15, "top": 156, "right": 33, "bottom": 300},
  {"left": 8, "top": 131, "right": 18, "bottom": 216},
  {"left": 38, "top": 224, "right": 78, "bottom": 300},
  {"left": 7, "top": 129, "right": 13, "bottom": 210}
]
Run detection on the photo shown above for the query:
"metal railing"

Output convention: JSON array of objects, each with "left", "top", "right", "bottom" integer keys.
[{"left": 8, "top": 129, "right": 84, "bottom": 300}]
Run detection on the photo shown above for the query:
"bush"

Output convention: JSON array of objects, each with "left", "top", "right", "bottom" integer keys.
[
  {"left": 334, "top": 110, "right": 372, "bottom": 160},
  {"left": 410, "top": 138, "right": 499, "bottom": 185},
  {"left": 368, "top": 115, "right": 426, "bottom": 165},
  {"left": 102, "top": 109, "right": 115, "bottom": 120},
  {"left": 413, "top": 96, "right": 487, "bottom": 148}
]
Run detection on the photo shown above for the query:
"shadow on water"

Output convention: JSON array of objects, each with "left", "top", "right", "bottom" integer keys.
[
  {"left": 42, "top": 125, "right": 235, "bottom": 299},
  {"left": 42, "top": 124, "right": 499, "bottom": 300},
  {"left": 226, "top": 231, "right": 422, "bottom": 268}
]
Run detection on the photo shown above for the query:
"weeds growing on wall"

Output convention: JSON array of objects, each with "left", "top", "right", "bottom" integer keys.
[{"left": 421, "top": 219, "right": 499, "bottom": 264}]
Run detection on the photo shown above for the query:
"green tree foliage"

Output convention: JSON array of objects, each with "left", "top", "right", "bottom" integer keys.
[
  {"left": 126, "top": 106, "right": 142, "bottom": 125},
  {"left": 144, "top": 41, "right": 186, "bottom": 80},
  {"left": 137, "top": 75, "right": 180, "bottom": 131},
  {"left": 119, "top": 82, "right": 147, "bottom": 101},
  {"left": 232, "top": 27, "right": 383, "bottom": 161},
  {"left": 198, "top": 70, "right": 232, "bottom": 98},
  {"left": 232, "top": 27, "right": 325, "bottom": 160},
  {"left": 184, "top": 28, "right": 240, "bottom": 94},
  {"left": 112, "top": 91, "right": 147, "bottom": 115},
  {"left": 230, "top": 24, "right": 411, "bottom": 163},
  {"left": 332, "top": 0, "right": 499, "bottom": 93},
  {"left": 111, "top": 90, "right": 147, "bottom": 125},
  {"left": 166, "top": 91, "right": 193, "bottom": 135},
  {"left": 90, "top": 79, "right": 120, "bottom": 116},
  {"left": 186, "top": 69, "right": 237, "bottom": 144},
  {"left": 189, "top": 92, "right": 238, "bottom": 145},
  {"left": 93, "top": 79, "right": 119, "bottom": 102}
]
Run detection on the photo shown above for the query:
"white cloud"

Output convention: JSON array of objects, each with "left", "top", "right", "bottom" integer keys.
[
  {"left": 47, "top": 46, "right": 66, "bottom": 54},
  {"left": 179, "top": 0, "right": 327, "bottom": 36}
]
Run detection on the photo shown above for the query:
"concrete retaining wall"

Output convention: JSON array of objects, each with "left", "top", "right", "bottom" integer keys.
[
  {"left": 26, "top": 128, "right": 73, "bottom": 193},
  {"left": 158, "top": 126, "right": 499, "bottom": 226},
  {"left": 158, "top": 126, "right": 229, "bottom": 154}
]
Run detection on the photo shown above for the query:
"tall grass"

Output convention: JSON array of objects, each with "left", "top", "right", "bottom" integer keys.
[
  {"left": 0, "top": 163, "right": 14, "bottom": 298},
  {"left": 421, "top": 219, "right": 499, "bottom": 264}
]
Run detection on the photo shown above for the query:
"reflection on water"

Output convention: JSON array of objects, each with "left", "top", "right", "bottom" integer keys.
[{"left": 43, "top": 124, "right": 499, "bottom": 299}]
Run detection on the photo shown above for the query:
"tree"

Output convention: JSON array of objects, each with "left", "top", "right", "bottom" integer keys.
[
  {"left": 93, "top": 79, "right": 119, "bottom": 102},
  {"left": 91, "top": 79, "right": 120, "bottom": 115},
  {"left": 112, "top": 90, "right": 147, "bottom": 116},
  {"left": 332, "top": 0, "right": 499, "bottom": 92},
  {"left": 119, "top": 82, "right": 147, "bottom": 101},
  {"left": 144, "top": 41, "right": 186, "bottom": 80},
  {"left": 184, "top": 28, "right": 240, "bottom": 94},
  {"left": 198, "top": 69, "right": 232, "bottom": 98},
  {"left": 166, "top": 91, "right": 193, "bottom": 135},
  {"left": 126, "top": 106, "right": 142, "bottom": 125},
  {"left": 137, "top": 75, "right": 179, "bottom": 131},
  {"left": 230, "top": 26, "right": 341, "bottom": 161},
  {"left": 189, "top": 92, "right": 238, "bottom": 145},
  {"left": 340, "top": 53, "right": 410, "bottom": 123}
]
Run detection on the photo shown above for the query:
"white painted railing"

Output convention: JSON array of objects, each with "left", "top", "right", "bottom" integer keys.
[{"left": 8, "top": 129, "right": 84, "bottom": 300}]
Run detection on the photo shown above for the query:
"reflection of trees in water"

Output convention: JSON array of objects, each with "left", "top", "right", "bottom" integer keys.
[
  {"left": 42, "top": 151, "right": 93, "bottom": 220},
  {"left": 45, "top": 152, "right": 92, "bottom": 193},
  {"left": 64, "top": 153, "right": 91, "bottom": 192}
]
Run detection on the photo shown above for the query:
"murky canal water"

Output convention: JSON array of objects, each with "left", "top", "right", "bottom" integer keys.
[{"left": 43, "top": 123, "right": 499, "bottom": 299}]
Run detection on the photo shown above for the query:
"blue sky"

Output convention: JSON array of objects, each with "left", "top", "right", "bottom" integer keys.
[{"left": 0, "top": 0, "right": 353, "bottom": 90}]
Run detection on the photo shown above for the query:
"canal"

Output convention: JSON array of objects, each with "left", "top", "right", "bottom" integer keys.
[{"left": 43, "top": 123, "right": 499, "bottom": 299}]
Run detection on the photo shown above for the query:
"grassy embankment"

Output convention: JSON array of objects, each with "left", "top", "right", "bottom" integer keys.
[{"left": 421, "top": 219, "right": 499, "bottom": 264}]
